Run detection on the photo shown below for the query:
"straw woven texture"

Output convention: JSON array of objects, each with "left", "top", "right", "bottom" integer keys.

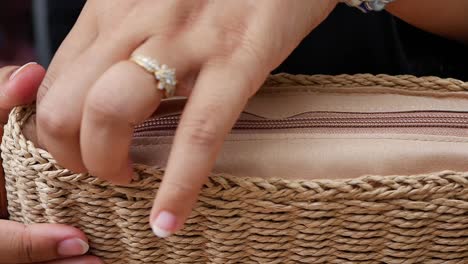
[{"left": 3, "top": 74, "right": 468, "bottom": 263}]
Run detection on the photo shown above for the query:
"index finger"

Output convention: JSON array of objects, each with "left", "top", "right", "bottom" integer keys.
[{"left": 149, "top": 56, "right": 266, "bottom": 237}]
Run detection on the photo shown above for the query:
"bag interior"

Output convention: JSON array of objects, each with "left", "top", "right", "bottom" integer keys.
[{"left": 22, "top": 85, "right": 468, "bottom": 180}]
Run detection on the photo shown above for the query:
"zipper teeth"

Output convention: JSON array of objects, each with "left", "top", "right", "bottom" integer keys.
[
  {"left": 134, "top": 112, "right": 468, "bottom": 133},
  {"left": 136, "top": 120, "right": 468, "bottom": 128},
  {"left": 142, "top": 113, "right": 468, "bottom": 121}
]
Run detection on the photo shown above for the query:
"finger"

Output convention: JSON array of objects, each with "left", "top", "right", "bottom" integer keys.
[
  {"left": 0, "top": 221, "right": 89, "bottom": 263},
  {"left": 0, "top": 66, "right": 20, "bottom": 84},
  {"left": 150, "top": 56, "right": 267, "bottom": 237},
  {"left": 37, "top": 1, "right": 99, "bottom": 104},
  {"left": 133, "top": 37, "right": 203, "bottom": 96},
  {"left": 0, "top": 63, "right": 45, "bottom": 220},
  {"left": 80, "top": 61, "right": 161, "bottom": 184},
  {"left": 0, "top": 66, "right": 22, "bottom": 123},
  {"left": 41, "top": 256, "right": 103, "bottom": 264},
  {"left": 36, "top": 34, "right": 143, "bottom": 173},
  {"left": 0, "top": 63, "right": 45, "bottom": 122},
  {"left": 35, "top": 0, "right": 115, "bottom": 173},
  {"left": 80, "top": 38, "right": 197, "bottom": 184}
]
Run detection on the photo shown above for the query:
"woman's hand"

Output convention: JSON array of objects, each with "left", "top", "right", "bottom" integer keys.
[
  {"left": 387, "top": 0, "right": 468, "bottom": 44},
  {"left": 0, "top": 64, "right": 102, "bottom": 264},
  {"left": 36, "top": 0, "right": 337, "bottom": 237}
]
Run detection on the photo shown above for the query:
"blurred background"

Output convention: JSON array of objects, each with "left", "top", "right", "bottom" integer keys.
[
  {"left": 0, "top": 0, "right": 36, "bottom": 66},
  {"left": 0, "top": 0, "right": 84, "bottom": 67},
  {"left": 1, "top": 0, "right": 466, "bottom": 80}
]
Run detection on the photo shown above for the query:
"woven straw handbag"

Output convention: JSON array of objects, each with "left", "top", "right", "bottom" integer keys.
[{"left": 2, "top": 74, "right": 468, "bottom": 263}]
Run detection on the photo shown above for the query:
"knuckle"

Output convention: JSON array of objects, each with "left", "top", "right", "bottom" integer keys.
[
  {"left": 215, "top": 23, "right": 264, "bottom": 67},
  {"left": 239, "top": 37, "right": 267, "bottom": 68},
  {"left": 85, "top": 91, "right": 122, "bottom": 124},
  {"left": 221, "top": 26, "right": 248, "bottom": 52},
  {"left": 180, "top": 114, "right": 219, "bottom": 148},
  {"left": 37, "top": 104, "right": 75, "bottom": 138},
  {"left": 213, "top": 11, "right": 250, "bottom": 52},
  {"left": 37, "top": 71, "right": 57, "bottom": 104}
]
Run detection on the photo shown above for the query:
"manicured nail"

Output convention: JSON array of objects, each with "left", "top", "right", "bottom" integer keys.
[
  {"left": 57, "top": 238, "right": 89, "bottom": 257},
  {"left": 151, "top": 211, "right": 177, "bottom": 238},
  {"left": 9, "top": 62, "right": 38, "bottom": 81}
]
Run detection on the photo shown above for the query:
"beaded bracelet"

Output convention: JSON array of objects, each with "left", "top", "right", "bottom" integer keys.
[{"left": 340, "top": 0, "right": 395, "bottom": 13}]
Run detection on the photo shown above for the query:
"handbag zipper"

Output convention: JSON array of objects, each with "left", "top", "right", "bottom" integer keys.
[{"left": 133, "top": 111, "right": 468, "bottom": 137}]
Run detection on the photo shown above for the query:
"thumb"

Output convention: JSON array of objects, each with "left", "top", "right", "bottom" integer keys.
[
  {"left": 0, "top": 63, "right": 45, "bottom": 121},
  {"left": 0, "top": 63, "right": 46, "bottom": 219},
  {"left": 0, "top": 220, "right": 90, "bottom": 263}
]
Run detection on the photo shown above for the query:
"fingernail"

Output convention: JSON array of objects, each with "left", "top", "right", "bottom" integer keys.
[
  {"left": 9, "top": 62, "right": 38, "bottom": 81},
  {"left": 57, "top": 238, "right": 89, "bottom": 257},
  {"left": 151, "top": 211, "right": 177, "bottom": 238}
]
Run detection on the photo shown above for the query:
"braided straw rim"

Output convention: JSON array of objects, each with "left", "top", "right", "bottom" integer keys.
[
  {"left": 265, "top": 73, "right": 468, "bottom": 92},
  {"left": 3, "top": 74, "right": 468, "bottom": 263}
]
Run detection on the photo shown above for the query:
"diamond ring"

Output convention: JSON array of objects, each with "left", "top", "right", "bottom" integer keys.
[{"left": 130, "top": 54, "right": 177, "bottom": 98}]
